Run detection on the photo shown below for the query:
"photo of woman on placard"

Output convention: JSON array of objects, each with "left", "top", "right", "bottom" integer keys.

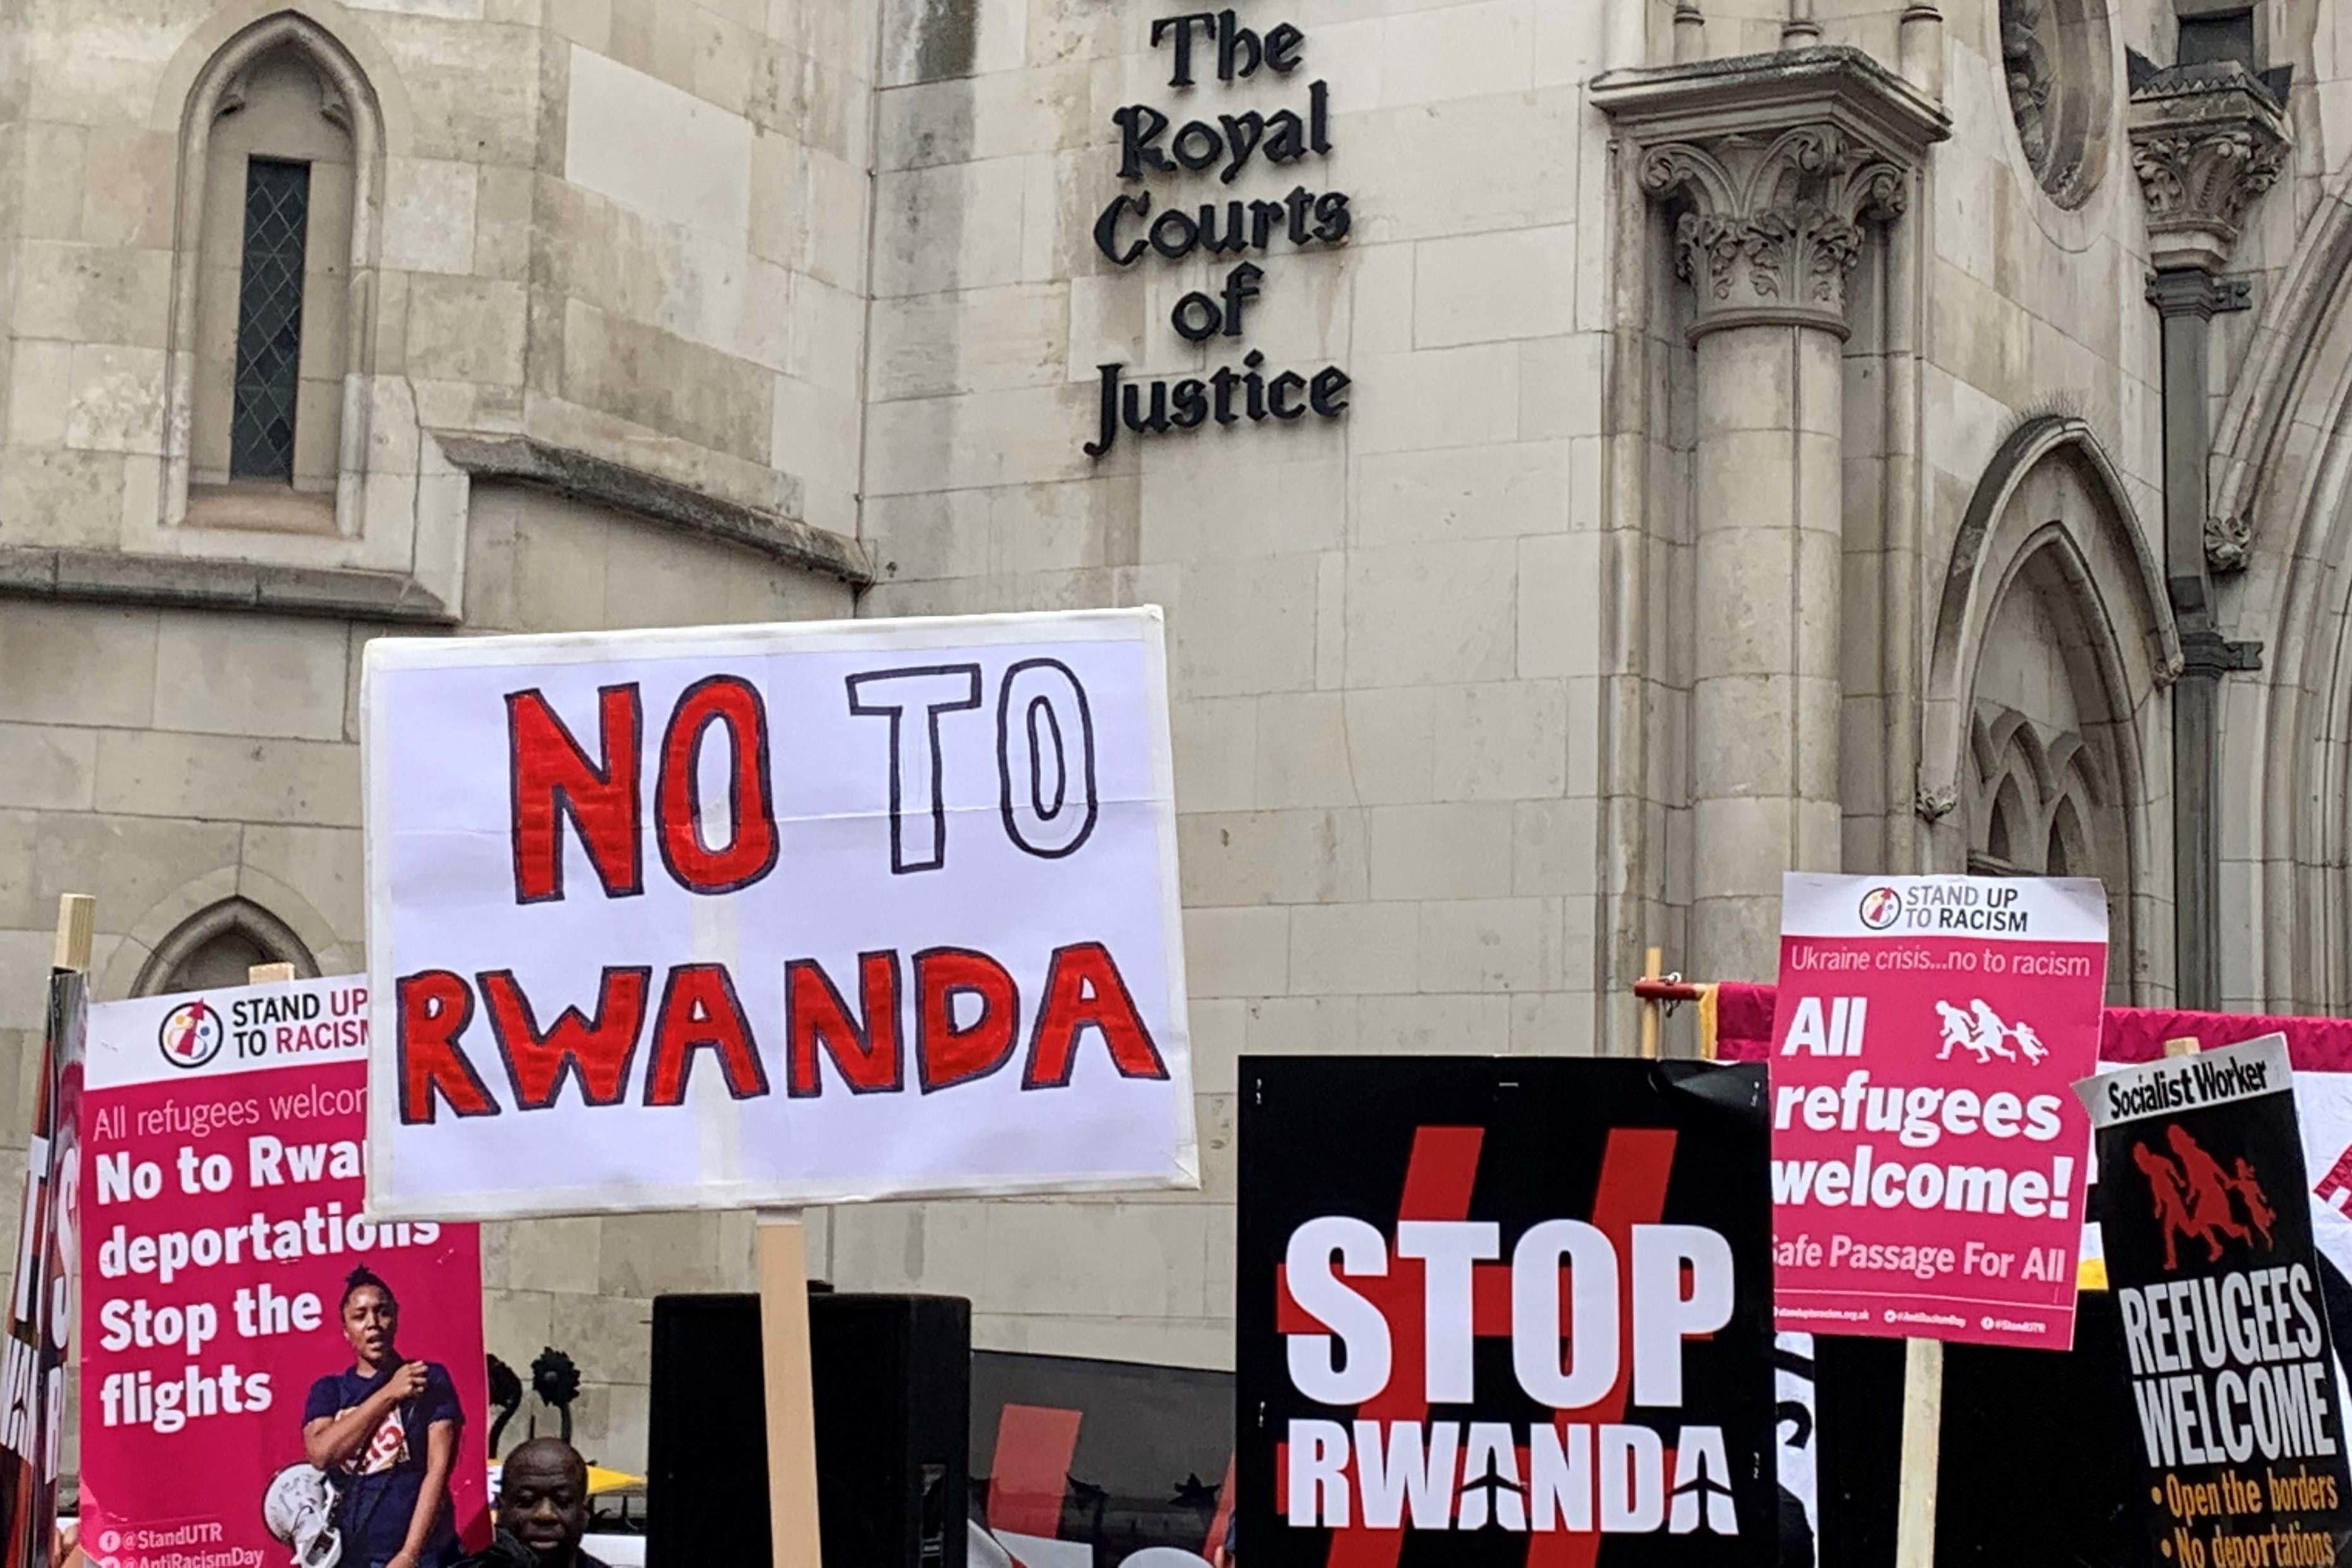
[{"left": 301, "top": 1267, "right": 467, "bottom": 1568}]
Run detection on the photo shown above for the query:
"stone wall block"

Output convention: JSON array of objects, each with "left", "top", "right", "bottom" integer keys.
[
  {"left": 1182, "top": 904, "right": 1292, "bottom": 999},
  {"left": 1368, "top": 802, "right": 1517, "bottom": 900},
  {"left": 150, "top": 613, "right": 350, "bottom": 742},
  {"left": 1430, "top": 679, "right": 1570, "bottom": 801},
  {"left": 1341, "top": 541, "right": 1519, "bottom": 688},
  {"left": 1175, "top": 809, "right": 1369, "bottom": 907}
]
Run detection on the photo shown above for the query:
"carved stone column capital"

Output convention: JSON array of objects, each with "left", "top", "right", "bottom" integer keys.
[
  {"left": 1593, "top": 46, "right": 1949, "bottom": 342},
  {"left": 1638, "top": 126, "right": 1907, "bottom": 337},
  {"left": 2127, "top": 62, "right": 2291, "bottom": 274}
]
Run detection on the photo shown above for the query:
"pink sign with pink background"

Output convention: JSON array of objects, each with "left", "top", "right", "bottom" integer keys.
[
  {"left": 77, "top": 976, "right": 489, "bottom": 1568},
  {"left": 1769, "top": 872, "right": 2108, "bottom": 1350}
]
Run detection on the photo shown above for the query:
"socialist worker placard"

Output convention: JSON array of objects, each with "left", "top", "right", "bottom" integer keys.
[
  {"left": 1237, "top": 1055, "right": 1775, "bottom": 1568},
  {"left": 1769, "top": 873, "right": 2107, "bottom": 1349},
  {"left": 2082, "top": 1037, "right": 2352, "bottom": 1568}
]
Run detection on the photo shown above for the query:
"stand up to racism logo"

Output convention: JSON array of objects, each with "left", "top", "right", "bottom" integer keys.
[{"left": 156, "top": 999, "right": 222, "bottom": 1071}]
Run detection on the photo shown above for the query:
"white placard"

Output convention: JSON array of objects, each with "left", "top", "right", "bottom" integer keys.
[
  {"left": 1779, "top": 871, "right": 2112, "bottom": 943},
  {"left": 2076, "top": 1033, "right": 2291, "bottom": 1128},
  {"left": 362, "top": 608, "right": 1198, "bottom": 1220}
]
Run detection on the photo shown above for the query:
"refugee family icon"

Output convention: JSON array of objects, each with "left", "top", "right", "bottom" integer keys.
[
  {"left": 1934, "top": 1000, "right": 2050, "bottom": 1065},
  {"left": 2131, "top": 1129, "right": 2278, "bottom": 1269}
]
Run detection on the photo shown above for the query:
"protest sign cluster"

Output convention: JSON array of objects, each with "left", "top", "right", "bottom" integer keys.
[{"left": 38, "top": 599, "right": 2341, "bottom": 1568}]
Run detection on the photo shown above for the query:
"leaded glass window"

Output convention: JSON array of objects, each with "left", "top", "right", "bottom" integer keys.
[{"left": 229, "top": 157, "right": 310, "bottom": 481}]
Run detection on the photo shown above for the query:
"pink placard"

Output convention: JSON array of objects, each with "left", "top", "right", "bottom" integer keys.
[
  {"left": 77, "top": 977, "right": 489, "bottom": 1568},
  {"left": 1769, "top": 873, "right": 2107, "bottom": 1350}
]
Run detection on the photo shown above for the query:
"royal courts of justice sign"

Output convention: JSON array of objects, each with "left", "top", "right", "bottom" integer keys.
[{"left": 361, "top": 609, "right": 1198, "bottom": 1220}]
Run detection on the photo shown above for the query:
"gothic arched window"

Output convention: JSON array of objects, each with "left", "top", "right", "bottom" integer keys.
[
  {"left": 165, "top": 15, "right": 384, "bottom": 535},
  {"left": 192, "top": 47, "right": 352, "bottom": 510},
  {"left": 135, "top": 898, "right": 318, "bottom": 996}
]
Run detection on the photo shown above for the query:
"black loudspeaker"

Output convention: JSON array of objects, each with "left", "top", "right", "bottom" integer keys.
[
  {"left": 648, "top": 1293, "right": 769, "bottom": 1568},
  {"left": 648, "top": 1291, "right": 972, "bottom": 1568}
]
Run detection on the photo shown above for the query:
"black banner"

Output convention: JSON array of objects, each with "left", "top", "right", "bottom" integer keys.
[
  {"left": 969, "top": 1350, "right": 1234, "bottom": 1567},
  {"left": 1237, "top": 1056, "right": 1775, "bottom": 1568},
  {"left": 2084, "top": 1037, "right": 2352, "bottom": 1568}
]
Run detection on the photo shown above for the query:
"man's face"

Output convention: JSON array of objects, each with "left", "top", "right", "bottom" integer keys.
[{"left": 498, "top": 1450, "right": 588, "bottom": 1564}]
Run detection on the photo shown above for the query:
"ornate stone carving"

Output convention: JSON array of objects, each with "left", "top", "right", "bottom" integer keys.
[
  {"left": 1996, "top": 0, "right": 2114, "bottom": 205},
  {"left": 2205, "top": 508, "right": 2253, "bottom": 575},
  {"left": 1999, "top": 0, "right": 2057, "bottom": 178},
  {"left": 1593, "top": 48, "right": 1945, "bottom": 341},
  {"left": 1639, "top": 124, "right": 1906, "bottom": 338},
  {"left": 2127, "top": 62, "right": 2291, "bottom": 273}
]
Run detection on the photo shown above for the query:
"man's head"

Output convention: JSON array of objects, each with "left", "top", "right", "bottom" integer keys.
[{"left": 498, "top": 1439, "right": 591, "bottom": 1565}]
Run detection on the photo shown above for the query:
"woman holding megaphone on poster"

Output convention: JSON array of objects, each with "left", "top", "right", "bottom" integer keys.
[{"left": 299, "top": 1267, "right": 467, "bottom": 1568}]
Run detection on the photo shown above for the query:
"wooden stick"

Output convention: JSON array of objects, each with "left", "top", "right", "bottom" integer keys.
[
  {"left": 1638, "top": 946, "right": 1663, "bottom": 1060},
  {"left": 757, "top": 1210, "right": 824, "bottom": 1568},
  {"left": 1893, "top": 1336, "right": 1944, "bottom": 1568},
  {"left": 2164, "top": 1035, "right": 2201, "bottom": 1057},
  {"left": 52, "top": 895, "right": 94, "bottom": 972},
  {"left": 247, "top": 962, "right": 296, "bottom": 986}
]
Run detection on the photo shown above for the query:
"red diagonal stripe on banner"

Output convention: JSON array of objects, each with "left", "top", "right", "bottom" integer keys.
[
  {"left": 1272, "top": 1126, "right": 1682, "bottom": 1567},
  {"left": 1526, "top": 1127, "right": 1678, "bottom": 1568},
  {"left": 1326, "top": 1125, "right": 1485, "bottom": 1568}
]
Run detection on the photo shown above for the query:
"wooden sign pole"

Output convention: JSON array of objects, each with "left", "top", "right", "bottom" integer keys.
[
  {"left": 1892, "top": 1338, "right": 1944, "bottom": 1568},
  {"left": 53, "top": 896, "right": 93, "bottom": 974},
  {"left": 757, "top": 1209, "right": 825, "bottom": 1568},
  {"left": 247, "top": 962, "right": 296, "bottom": 986},
  {"left": 1638, "top": 946, "right": 1664, "bottom": 1060}
]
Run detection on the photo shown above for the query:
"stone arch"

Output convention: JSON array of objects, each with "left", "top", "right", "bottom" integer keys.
[
  {"left": 98, "top": 868, "right": 351, "bottom": 1000},
  {"left": 157, "top": 10, "right": 393, "bottom": 537},
  {"left": 2211, "top": 164, "right": 2352, "bottom": 1013},
  {"left": 1923, "top": 415, "right": 2180, "bottom": 1001},
  {"left": 132, "top": 898, "right": 320, "bottom": 996},
  {"left": 2207, "top": 159, "right": 2352, "bottom": 577}
]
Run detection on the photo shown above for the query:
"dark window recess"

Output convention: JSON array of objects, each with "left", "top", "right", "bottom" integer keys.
[
  {"left": 230, "top": 157, "right": 310, "bottom": 481},
  {"left": 2177, "top": 8, "right": 2256, "bottom": 68}
]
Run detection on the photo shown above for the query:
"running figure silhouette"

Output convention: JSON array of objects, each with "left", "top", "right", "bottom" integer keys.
[
  {"left": 1935, "top": 1001, "right": 1973, "bottom": 1061},
  {"left": 1967, "top": 1000, "right": 2019, "bottom": 1062},
  {"left": 2134, "top": 1130, "right": 2268, "bottom": 1268},
  {"left": 2228, "top": 1156, "right": 2277, "bottom": 1248},
  {"left": 2133, "top": 1142, "right": 2199, "bottom": 1269},
  {"left": 2169, "top": 1124, "right": 2254, "bottom": 1259}
]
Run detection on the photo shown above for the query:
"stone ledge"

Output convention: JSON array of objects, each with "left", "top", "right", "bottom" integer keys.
[
  {"left": 1591, "top": 44, "right": 1951, "bottom": 157},
  {"left": 0, "top": 547, "right": 457, "bottom": 624},
  {"left": 431, "top": 432, "right": 875, "bottom": 587}
]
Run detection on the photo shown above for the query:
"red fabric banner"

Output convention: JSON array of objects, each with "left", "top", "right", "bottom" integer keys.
[{"left": 1713, "top": 984, "right": 2352, "bottom": 1071}]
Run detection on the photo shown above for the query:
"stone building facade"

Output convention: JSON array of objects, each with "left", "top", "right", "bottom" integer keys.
[{"left": 3, "top": 0, "right": 2349, "bottom": 1480}]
